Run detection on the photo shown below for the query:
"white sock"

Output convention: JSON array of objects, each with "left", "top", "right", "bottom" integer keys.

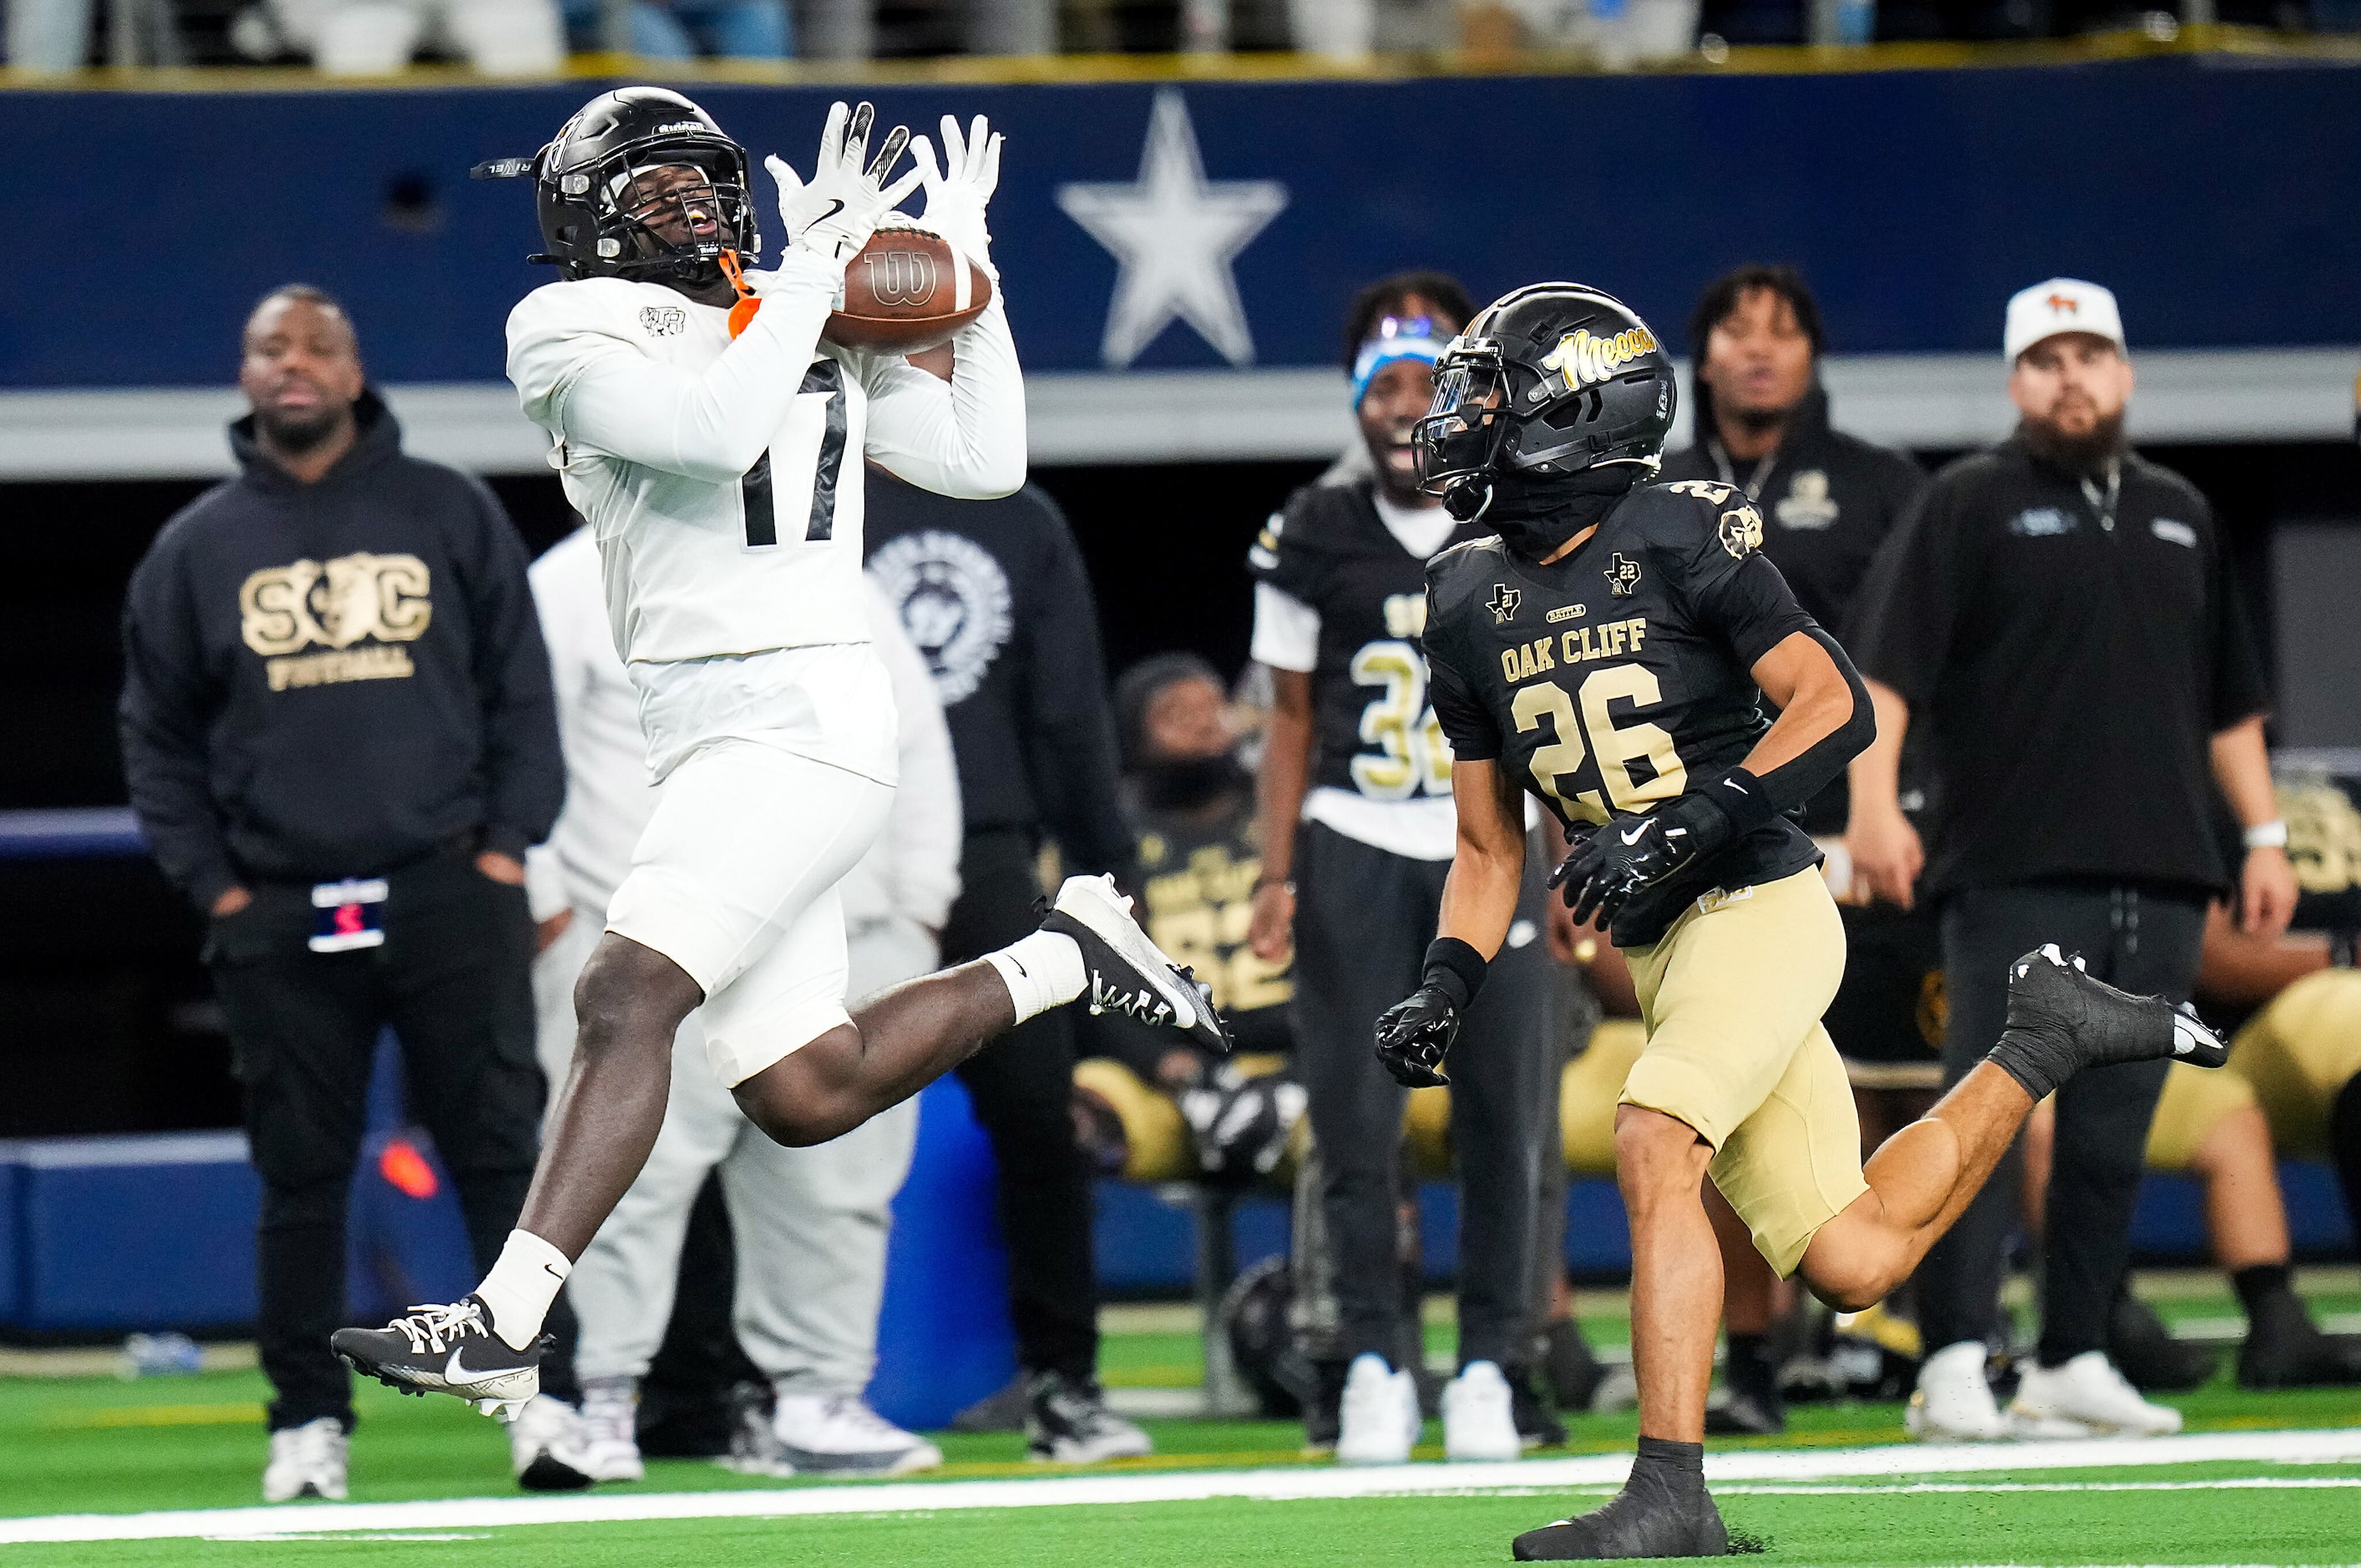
[
  {"left": 984, "top": 930, "right": 1087, "bottom": 1024},
  {"left": 474, "top": 1230, "right": 572, "bottom": 1351}
]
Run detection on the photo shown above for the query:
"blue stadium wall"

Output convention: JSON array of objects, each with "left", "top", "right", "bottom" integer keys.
[{"left": 3, "top": 55, "right": 2356, "bottom": 391}]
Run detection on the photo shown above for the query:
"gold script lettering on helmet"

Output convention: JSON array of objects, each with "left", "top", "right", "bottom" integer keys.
[{"left": 1539, "top": 325, "right": 1659, "bottom": 392}]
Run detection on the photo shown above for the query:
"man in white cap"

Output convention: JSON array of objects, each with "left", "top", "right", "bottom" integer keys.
[{"left": 1846, "top": 278, "right": 2297, "bottom": 1440}]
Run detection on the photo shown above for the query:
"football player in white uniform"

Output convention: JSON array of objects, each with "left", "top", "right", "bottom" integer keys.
[{"left": 334, "top": 87, "right": 1229, "bottom": 1414}]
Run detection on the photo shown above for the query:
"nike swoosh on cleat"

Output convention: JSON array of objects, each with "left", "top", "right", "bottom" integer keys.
[{"left": 443, "top": 1346, "right": 518, "bottom": 1385}]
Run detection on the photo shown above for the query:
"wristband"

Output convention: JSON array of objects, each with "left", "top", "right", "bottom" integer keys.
[
  {"left": 1694, "top": 766, "right": 1784, "bottom": 839},
  {"left": 2243, "top": 819, "right": 2289, "bottom": 849},
  {"left": 1421, "top": 936, "right": 1489, "bottom": 1012}
]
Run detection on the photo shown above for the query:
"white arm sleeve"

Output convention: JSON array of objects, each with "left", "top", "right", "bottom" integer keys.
[
  {"left": 509, "top": 252, "right": 845, "bottom": 485},
  {"left": 1250, "top": 583, "right": 1322, "bottom": 673},
  {"left": 868, "top": 582, "right": 965, "bottom": 929},
  {"left": 857, "top": 292, "right": 1026, "bottom": 500}
]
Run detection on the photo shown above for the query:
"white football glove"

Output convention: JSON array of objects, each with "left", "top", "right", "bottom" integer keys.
[
  {"left": 765, "top": 100, "right": 924, "bottom": 264},
  {"left": 910, "top": 113, "right": 1003, "bottom": 275}
]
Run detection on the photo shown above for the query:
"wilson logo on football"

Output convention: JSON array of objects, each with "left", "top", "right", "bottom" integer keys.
[
  {"left": 861, "top": 247, "right": 940, "bottom": 306},
  {"left": 1541, "top": 324, "right": 1659, "bottom": 390}
]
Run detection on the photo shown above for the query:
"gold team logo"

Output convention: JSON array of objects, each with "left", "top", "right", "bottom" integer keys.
[
  {"left": 240, "top": 552, "right": 433, "bottom": 692},
  {"left": 1718, "top": 504, "right": 1766, "bottom": 561},
  {"left": 1540, "top": 325, "right": 1659, "bottom": 391}
]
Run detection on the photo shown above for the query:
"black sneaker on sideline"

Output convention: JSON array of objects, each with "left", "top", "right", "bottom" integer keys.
[
  {"left": 1026, "top": 1370, "right": 1153, "bottom": 1464},
  {"left": 1507, "top": 1363, "right": 1568, "bottom": 1449},
  {"left": 2238, "top": 1288, "right": 2361, "bottom": 1390},
  {"left": 2108, "top": 1287, "right": 2217, "bottom": 1393},
  {"left": 329, "top": 1295, "right": 543, "bottom": 1418}
]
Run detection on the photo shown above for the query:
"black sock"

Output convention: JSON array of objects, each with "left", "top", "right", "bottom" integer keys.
[
  {"left": 2232, "top": 1262, "right": 2293, "bottom": 1319},
  {"left": 1725, "top": 1333, "right": 1778, "bottom": 1404},
  {"left": 1631, "top": 1435, "right": 1705, "bottom": 1497},
  {"left": 1988, "top": 1022, "right": 2074, "bottom": 1102}
]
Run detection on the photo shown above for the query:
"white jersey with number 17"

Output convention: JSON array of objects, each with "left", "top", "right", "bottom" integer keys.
[{"left": 504, "top": 246, "right": 1026, "bottom": 670}]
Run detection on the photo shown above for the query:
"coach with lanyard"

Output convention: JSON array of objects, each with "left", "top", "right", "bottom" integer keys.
[
  {"left": 1847, "top": 278, "right": 2297, "bottom": 1442},
  {"left": 1247, "top": 273, "right": 1553, "bottom": 1464}
]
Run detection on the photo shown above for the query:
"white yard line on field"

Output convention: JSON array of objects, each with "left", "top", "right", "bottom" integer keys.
[{"left": 2, "top": 1428, "right": 2358, "bottom": 1546}]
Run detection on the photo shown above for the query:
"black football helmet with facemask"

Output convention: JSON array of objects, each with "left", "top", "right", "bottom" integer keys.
[
  {"left": 474, "top": 86, "right": 760, "bottom": 286},
  {"left": 1413, "top": 284, "right": 1679, "bottom": 559}
]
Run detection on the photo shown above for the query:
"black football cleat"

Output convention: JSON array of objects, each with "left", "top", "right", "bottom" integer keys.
[
  {"left": 1513, "top": 1482, "right": 1730, "bottom": 1560},
  {"left": 2007, "top": 944, "right": 2227, "bottom": 1072},
  {"left": 330, "top": 1295, "right": 544, "bottom": 1419},
  {"left": 2109, "top": 1286, "right": 2218, "bottom": 1393},
  {"left": 1703, "top": 1387, "right": 1786, "bottom": 1438},
  {"left": 1043, "top": 875, "right": 1232, "bottom": 1055},
  {"left": 2237, "top": 1289, "right": 2361, "bottom": 1390}
]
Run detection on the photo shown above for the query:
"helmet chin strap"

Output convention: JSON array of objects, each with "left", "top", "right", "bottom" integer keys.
[{"left": 1442, "top": 476, "right": 1494, "bottom": 523}]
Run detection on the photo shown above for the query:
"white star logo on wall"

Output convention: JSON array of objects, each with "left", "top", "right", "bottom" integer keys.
[{"left": 1056, "top": 89, "right": 1288, "bottom": 369}]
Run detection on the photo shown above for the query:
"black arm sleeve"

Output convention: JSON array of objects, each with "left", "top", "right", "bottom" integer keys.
[
  {"left": 1741, "top": 626, "right": 1875, "bottom": 817},
  {"left": 1021, "top": 497, "right": 1136, "bottom": 881},
  {"left": 459, "top": 480, "right": 565, "bottom": 860},
  {"left": 118, "top": 539, "right": 237, "bottom": 910}
]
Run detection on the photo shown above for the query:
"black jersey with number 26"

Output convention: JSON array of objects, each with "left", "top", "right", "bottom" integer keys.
[
  {"left": 1423, "top": 478, "right": 1826, "bottom": 946},
  {"left": 1249, "top": 478, "right": 1496, "bottom": 802}
]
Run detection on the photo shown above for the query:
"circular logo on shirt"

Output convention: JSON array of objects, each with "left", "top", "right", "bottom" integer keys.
[{"left": 866, "top": 530, "right": 1015, "bottom": 707}]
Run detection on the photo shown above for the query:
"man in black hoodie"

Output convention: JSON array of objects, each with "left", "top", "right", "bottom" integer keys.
[{"left": 119, "top": 286, "right": 570, "bottom": 1501}]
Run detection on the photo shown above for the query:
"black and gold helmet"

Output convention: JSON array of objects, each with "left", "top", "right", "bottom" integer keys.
[{"left": 1413, "top": 283, "right": 1677, "bottom": 524}]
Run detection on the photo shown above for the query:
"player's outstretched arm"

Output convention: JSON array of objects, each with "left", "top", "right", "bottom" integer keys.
[
  {"left": 1375, "top": 757, "right": 1528, "bottom": 1089},
  {"left": 863, "top": 114, "right": 1026, "bottom": 500}
]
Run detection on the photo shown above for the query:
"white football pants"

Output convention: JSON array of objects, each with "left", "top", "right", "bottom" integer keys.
[{"left": 533, "top": 908, "right": 931, "bottom": 1393}]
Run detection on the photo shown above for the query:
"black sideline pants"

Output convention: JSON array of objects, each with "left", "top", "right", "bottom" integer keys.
[
  {"left": 1916, "top": 881, "right": 2205, "bottom": 1368},
  {"left": 209, "top": 845, "right": 570, "bottom": 1431},
  {"left": 1291, "top": 821, "right": 1553, "bottom": 1369}
]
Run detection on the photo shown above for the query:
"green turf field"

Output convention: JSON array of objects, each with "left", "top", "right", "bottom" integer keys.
[{"left": 4, "top": 1277, "right": 2358, "bottom": 1566}]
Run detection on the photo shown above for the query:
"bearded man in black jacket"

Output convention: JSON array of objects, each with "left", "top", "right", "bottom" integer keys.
[{"left": 119, "top": 286, "right": 572, "bottom": 1504}]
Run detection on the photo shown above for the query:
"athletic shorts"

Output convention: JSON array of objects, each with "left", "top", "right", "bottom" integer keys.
[
  {"left": 2143, "top": 1060, "right": 2257, "bottom": 1171},
  {"left": 606, "top": 736, "right": 894, "bottom": 1088},
  {"left": 2221, "top": 969, "right": 2361, "bottom": 1161},
  {"left": 1619, "top": 868, "right": 1869, "bottom": 1277}
]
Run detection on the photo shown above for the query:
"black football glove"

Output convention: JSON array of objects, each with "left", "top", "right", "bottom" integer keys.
[
  {"left": 1376, "top": 985, "right": 1461, "bottom": 1088},
  {"left": 1551, "top": 791, "right": 1738, "bottom": 928}
]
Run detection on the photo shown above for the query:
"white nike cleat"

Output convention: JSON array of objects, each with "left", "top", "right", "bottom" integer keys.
[
  {"left": 1904, "top": 1340, "right": 2009, "bottom": 1442},
  {"left": 2009, "top": 1350, "right": 2183, "bottom": 1438},
  {"left": 577, "top": 1378, "right": 645, "bottom": 1484},
  {"left": 329, "top": 1294, "right": 542, "bottom": 1417},
  {"left": 1042, "top": 874, "right": 1232, "bottom": 1054},
  {"left": 262, "top": 1416, "right": 348, "bottom": 1502},
  {"left": 1441, "top": 1360, "right": 1523, "bottom": 1462},
  {"left": 508, "top": 1393, "right": 596, "bottom": 1491},
  {"left": 1335, "top": 1353, "right": 1421, "bottom": 1465},
  {"left": 768, "top": 1392, "right": 944, "bottom": 1475}
]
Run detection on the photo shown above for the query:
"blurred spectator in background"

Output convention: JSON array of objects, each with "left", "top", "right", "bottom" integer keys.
[
  {"left": 1848, "top": 276, "right": 2295, "bottom": 1444},
  {"left": 1072, "top": 654, "right": 1301, "bottom": 1186},
  {"left": 528, "top": 524, "right": 958, "bottom": 1481},
  {"left": 1659, "top": 263, "right": 1928, "bottom": 1437},
  {"left": 558, "top": 0, "right": 793, "bottom": 58},
  {"left": 864, "top": 405, "right": 1151, "bottom": 1464},
  {"left": 240, "top": 1, "right": 567, "bottom": 73},
  {"left": 118, "top": 286, "right": 568, "bottom": 1504},
  {"left": 1247, "top": 270, "right": 1553, "bottom": 1464}
]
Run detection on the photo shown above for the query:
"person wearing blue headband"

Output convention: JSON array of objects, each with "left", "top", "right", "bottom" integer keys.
[{"left": 1244, "top": 271, "right": 1560, "bottom": 1464}]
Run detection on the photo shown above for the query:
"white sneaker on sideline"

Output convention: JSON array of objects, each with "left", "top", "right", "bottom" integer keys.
[
  {"left": 772, "top": 1392, "right": 945, "bottom": 1476},
  {"left": 1905, "top": 1340, "right": 2008, "bottom": 1442},
  {"left": 262, "top": 1416, "right": 348, "bottom": 1502},
  {"left": 576, "top": 1378, "right": 644, "bottom": 1484},
  {"left": 1441, "top": 1360, "right": 1522, "bottom": 1462},
  {"left": 1335, "top": 1353, "right": 1420, "bottom": 1465},
  {"left": 508, "top": 1393, "right": 596, "bottom": 1490},
  {"left": 2009, "top": 1350, "right": 2183, "bottom": 1438}
]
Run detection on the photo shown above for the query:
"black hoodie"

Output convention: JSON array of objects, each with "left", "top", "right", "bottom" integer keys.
[{"left": 119, "top": 392, "right": 563, "bottom": 910}]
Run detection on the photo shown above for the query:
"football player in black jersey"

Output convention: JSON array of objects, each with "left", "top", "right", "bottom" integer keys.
[
  {"left": 1247, "top": 272, "right": 1555, "bottom": 1462},
  {"left": 1382, "top": 283, "right": 2234, "bottom": 1560}
]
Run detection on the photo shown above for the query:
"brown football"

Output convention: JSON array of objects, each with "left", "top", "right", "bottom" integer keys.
[{"left": 823, "top": 221, "right": 993, "bottom": 354}]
